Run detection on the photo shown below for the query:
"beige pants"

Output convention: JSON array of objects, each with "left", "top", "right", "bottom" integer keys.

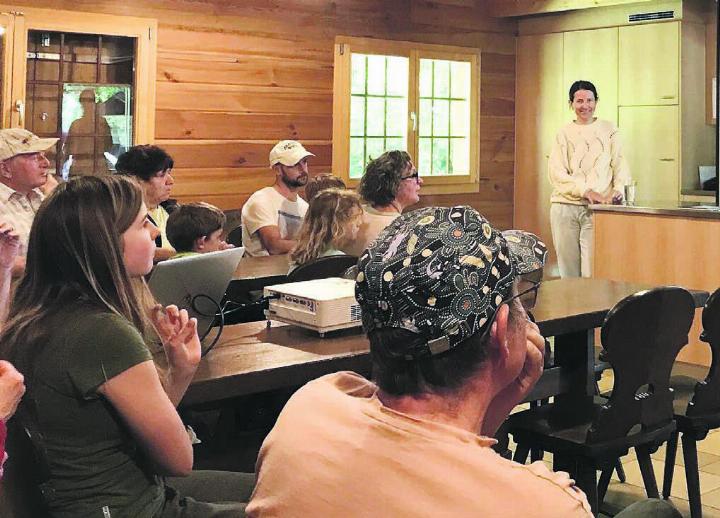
[{"left": 550, "top": 203, "right": 593, "bottom": 278}]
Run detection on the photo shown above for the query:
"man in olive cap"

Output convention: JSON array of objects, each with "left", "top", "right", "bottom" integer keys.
[{"left": 0, "top": 129, "right": 58, "bottom": 273}]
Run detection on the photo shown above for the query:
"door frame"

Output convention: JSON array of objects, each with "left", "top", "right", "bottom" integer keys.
[{"left": 1, "top": 5, "right": 157, "bottom": 144}]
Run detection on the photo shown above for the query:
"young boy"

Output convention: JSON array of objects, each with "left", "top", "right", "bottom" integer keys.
[{"left": 166, "top": 202, "right": 233, "bottom": 259}]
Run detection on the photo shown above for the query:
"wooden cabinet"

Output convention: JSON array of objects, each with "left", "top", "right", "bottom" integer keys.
[
  {"left": 515, "top": 33, "right": 565, "bottom": 257},
  {"left": 619, "top": 105, "right": 679, "bottom": 199},
  {"left": 563, "top": 27, "right": 618, "bottom": 125},
  {"left": 619, "top": 22, "right": 680, "bottom": 106}
]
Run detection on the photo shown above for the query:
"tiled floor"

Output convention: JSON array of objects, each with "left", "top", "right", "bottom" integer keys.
[{"left": 509, "top": 361, "right": 720, "bottom": 517}]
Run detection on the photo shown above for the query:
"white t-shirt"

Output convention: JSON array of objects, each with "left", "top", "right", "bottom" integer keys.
[{"left": 241, "top": 186, "right": 309, "bottom": 257}]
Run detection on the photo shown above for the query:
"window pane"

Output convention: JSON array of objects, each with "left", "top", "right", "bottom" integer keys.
[
  {"left": 366, "top": 97, "right": 385, "bottom": 136},
  {"left": 432, "top": 138, "right": 449, "bottom": 175},
  {"left": 450, "top": 138, "right": 469, "bottom": 174},
  {"left": 386, "top": 98, "right": 407, "bottom": 137},
  {"left": 386, "top": 56, "right": 408, "bottom": 96},
  {"left": 351, "top": 54, "right": 366, "bottom": 95},
  {"left": 432, "top": 99, "right": 449, "bottom": 136},
  {"left": 365, "top": 138, "right": 385, "bottom": 163},
  {"left": 366, "top": 55, "right": 386, "bottom": 96},
  {"left": 419, "top": 99, "right": 432, "bottom": 137},
  {"left": 350, "top": 96, "right": 365, "bottom": 136},
  {"left": 349, "top": 137, "right": 365, "bottom": 179},
  {"left": 419, "top": 59, "right": 432, "bottom": 98},
  {"left": 418, "top": 138, "right": 432, "bottom": 175},
  {"left": 385, "top": 137, "right": 405, "bottom": 152},
  {"left": 450, "top": 100, "right": 469, "bottom": 137},
  {"left": 348, "top": 52, "right": 409, "bottom": 177},
  {"left": 450, "top": 61, "right": 471, "bottom": 99},
  {"left": 416, "top": 57, "right": 472, "bottom": 177},
  {"left": 433, "top": 60, "right": 450, "bottom": 98}
]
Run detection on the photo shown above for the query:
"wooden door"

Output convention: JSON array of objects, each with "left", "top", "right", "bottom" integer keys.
[
  {"left": 0, "top": 13, "right": 16, "bottom": 127},
  {"left": 619, "top": 22, "right": 679, "bottom": 106},
  {"left": 619, "top": 105, "right": 679, "bottom": 200},
  {"left": 563, "top": 27, "right": 618, "bottom": 125},
  {"left": 515, "top": 33, "right": 565, "bottom": 270}
]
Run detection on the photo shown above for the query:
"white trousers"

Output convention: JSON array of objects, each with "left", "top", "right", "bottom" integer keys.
[{"left": 550, "top": 203, "right": 593, "bottom": 278}]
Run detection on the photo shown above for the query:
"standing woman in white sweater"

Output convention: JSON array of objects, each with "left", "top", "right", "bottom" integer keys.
[{"left": 548, "top": 80, "right": 631, "bottom": 278}]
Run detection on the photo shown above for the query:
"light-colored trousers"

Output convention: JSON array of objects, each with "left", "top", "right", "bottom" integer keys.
[{"left": 550, "top": 203, "right": 593, "bottom": 278}]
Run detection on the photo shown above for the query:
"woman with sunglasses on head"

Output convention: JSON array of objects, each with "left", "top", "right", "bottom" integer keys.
[
  {"left": 548, "top": 80, "right": 631, "bottom": 279},
  {"left": 0, "top": 175, "right": 253, "bottom": 517},
  {"left": 346, "top": 150, "right": 424, "bottom": 257}
]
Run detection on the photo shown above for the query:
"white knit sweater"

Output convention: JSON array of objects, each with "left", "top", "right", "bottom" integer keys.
[{"left": 548, "top": 119, "right": 631, "bottom": 205}]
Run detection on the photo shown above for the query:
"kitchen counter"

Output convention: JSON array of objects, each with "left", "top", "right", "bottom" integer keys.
[{"left": 590, "top": 200, "right": 720, "bottom": 219}]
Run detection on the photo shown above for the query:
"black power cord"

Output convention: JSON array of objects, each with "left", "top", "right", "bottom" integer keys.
[{"left": 189, "top": 293, "right": 279, "bottom": 357}]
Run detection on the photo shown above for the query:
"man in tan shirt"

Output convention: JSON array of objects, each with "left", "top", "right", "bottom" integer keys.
[
  {"left": 247, "top": 206, "right": 600, "bottom": 517},
  {"left": 0, "top": 129, "right": 58, "bottom": 274}
]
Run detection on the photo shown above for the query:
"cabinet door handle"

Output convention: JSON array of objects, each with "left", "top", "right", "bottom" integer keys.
[
  {"left": 661, "top": 95, "right": 676, "bottom": 100},
  {"left": 659, "top": 158, "right": 675, "bottom": 162}
]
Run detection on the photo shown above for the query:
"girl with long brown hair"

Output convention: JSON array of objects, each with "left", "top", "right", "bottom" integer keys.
[{"left": 1, "top": 175, "right": 253, "bottom": 517}]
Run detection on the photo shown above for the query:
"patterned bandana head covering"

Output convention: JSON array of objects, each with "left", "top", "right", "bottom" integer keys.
[{"left": 355, "top": 206, "right": 546, "bottom": 358}]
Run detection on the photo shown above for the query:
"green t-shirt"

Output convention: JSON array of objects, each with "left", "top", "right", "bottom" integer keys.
[{"left": 28, "top": 309, "right": 165, "bottom": 518}]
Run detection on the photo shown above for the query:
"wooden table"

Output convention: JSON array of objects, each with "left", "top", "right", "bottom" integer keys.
[{"left": 179, "top": 278, "right": 708, "bottom": 407}]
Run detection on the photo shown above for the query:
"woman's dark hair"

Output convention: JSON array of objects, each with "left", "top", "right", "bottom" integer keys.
[
  {"left": 116, "top": 144, "right": 174, "bottom": 181},
  {"left": 568, "top": 80, "right": 599, "bottom": 103},
  {"left": 358, "top": 150, "right": 412, "bottom": 207},
  {"left": 369, "top": 302, "right": 525, "bottom": 396}
]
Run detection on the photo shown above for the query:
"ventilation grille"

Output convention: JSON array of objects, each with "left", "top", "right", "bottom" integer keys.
[{"left": 628, "top": 10, "right": 675, "bottom": 22}]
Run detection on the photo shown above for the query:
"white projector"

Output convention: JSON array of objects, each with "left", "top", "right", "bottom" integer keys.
[{"left": 263, "top": 277, "right": 362, "bottom": 336}]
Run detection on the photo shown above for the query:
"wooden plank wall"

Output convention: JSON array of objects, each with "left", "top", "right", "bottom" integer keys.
[{"left": 14, "top": 0, "right": 517, "bottom": 229}]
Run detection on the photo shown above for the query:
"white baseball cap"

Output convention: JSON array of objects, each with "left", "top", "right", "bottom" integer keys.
[{"left": 269, "top": 140, "right": 314, "bottom": 167}]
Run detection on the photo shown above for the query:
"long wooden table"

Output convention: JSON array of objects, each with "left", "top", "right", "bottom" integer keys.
[{"left": 179, "top": 278, "right": 708, "bottom": 407}]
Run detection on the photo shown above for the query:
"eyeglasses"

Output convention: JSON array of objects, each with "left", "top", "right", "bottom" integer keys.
[
  {"left": 473, "top": 278, "right": 541, "bottom": 346},
  {"left": 400, "top": 170, "right": 420, "bottom": 182}
]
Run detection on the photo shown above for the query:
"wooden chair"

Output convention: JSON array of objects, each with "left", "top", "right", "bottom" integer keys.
[
  {"left": 286, "top": 255, "right": 358, "bottom": 283},
  {"left": 662, "top": 288, "right": 720, "bottom": 518},
  {"left": 0, "top": 420, "right": 51, "bottom": 517},
  {"left": 507, "top": 286, "right": 695, "bottom": 516}
]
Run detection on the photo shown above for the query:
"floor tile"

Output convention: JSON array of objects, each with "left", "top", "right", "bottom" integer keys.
[{"left": 617, "top": 458, "right": 720, "bottom": 499}]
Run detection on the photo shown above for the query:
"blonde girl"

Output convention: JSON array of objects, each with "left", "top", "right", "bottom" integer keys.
[{"left": 289, "top": 188, "right": 363, "bottom": 272}]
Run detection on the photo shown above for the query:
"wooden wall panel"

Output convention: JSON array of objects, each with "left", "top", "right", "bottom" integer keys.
[{"left": 15, "top": 0, "right": 517, "bottom": 226}]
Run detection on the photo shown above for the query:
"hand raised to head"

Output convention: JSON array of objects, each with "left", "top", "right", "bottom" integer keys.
[{"left": 0, "top": 223, "right": 20, "bottom": 271}]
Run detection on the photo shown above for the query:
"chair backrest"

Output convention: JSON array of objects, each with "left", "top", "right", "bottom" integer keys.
[
  {"left": 687, "top": 287, "right": 720, "bottom": 416},
  {"left": 226, "top": 225, "right": 243, "bottom": 247},
  {"left": 587, "top": 286, "right": 695, "bottom": 443},
  {"left": 0, "top": 420, "right": 50, "bottom": 517},
  {"left": 287, "top": 255, "right": 358, "bottom": 283}
]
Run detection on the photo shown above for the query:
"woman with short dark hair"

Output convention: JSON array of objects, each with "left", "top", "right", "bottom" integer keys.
[{"left": 116, "top": 145, "right": 176, "bottom": 261}]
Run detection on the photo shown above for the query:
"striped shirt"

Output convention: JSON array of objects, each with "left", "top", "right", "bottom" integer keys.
[{"left": 0, "top": 182, "right": 44, "bottom": 254}]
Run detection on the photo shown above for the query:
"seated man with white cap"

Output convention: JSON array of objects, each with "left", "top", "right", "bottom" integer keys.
[
  {"left": 0, "top": 129, "right": 58, "bottom": 274},
  {"left": 241, "top": 140, "right": 314, "bottom": 256}
]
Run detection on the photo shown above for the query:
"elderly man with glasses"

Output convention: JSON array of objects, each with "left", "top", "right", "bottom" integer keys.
[
  {"left": 346, "top": 149, "right": 423, "bottom": 257},
  {"left": 247, "top": 206, "right": 587, "bottom": 515},
  {"left": 0, "top": 129, "right": 58, "bottom": 274},
  {"left": 247, "top": 206, "right": 682, "bottom": 518}
]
